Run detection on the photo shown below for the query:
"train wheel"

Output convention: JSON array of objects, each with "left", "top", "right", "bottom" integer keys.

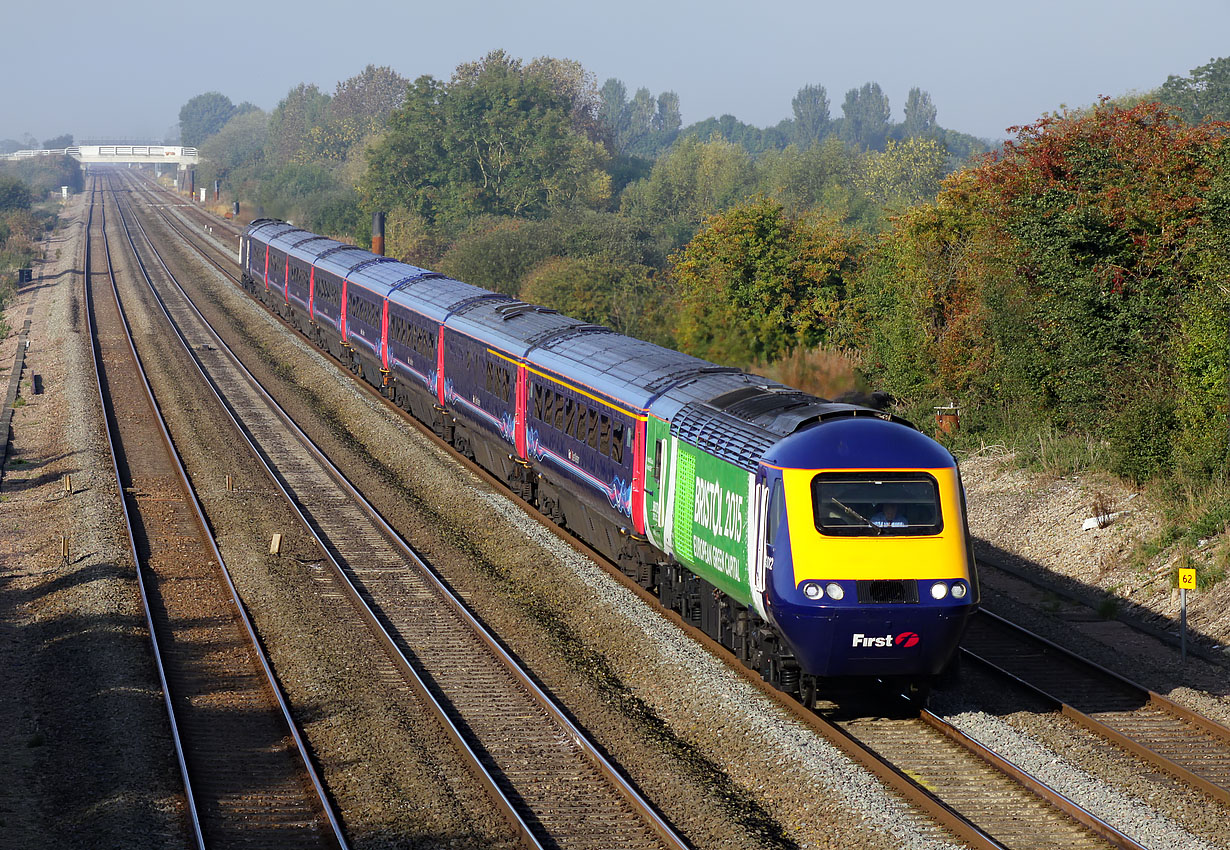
[{"left": 800, "top": 676, "right": 818, "bottom": 710}]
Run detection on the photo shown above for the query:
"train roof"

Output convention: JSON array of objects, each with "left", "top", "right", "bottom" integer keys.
[
  {"left": 445, "top": 298, "right": 582, "bottom": 359},
  {"left": 762, "top": 416, "right": 955, "bottom": 470},
  {"left": 247, "top": 220, "right": 304, "bottom": 245},
  {"left": 382, "top": 266, "right": 500, "bottom": 323},
  {"left": 528, "top": 329, "right": 716, "bottom": 413},
  {"left": 315, "top": 245, "right": 380, "bottom": 283},
  {"left": 243, "top": 220, "right": 929, "bottom": 472}
]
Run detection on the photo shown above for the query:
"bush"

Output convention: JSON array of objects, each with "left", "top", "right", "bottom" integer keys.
[{"left": 1108, "top": 392, "right": 1176, "bottom": 483}]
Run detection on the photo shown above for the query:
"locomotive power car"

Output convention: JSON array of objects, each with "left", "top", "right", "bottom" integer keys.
[{"left": 239, "top": 219, "right": 978, "bottom": 704}]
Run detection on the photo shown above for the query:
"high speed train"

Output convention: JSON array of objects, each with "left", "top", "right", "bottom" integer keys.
[{"left": 240, "top": 218, "right": 978, "bottom": 704}]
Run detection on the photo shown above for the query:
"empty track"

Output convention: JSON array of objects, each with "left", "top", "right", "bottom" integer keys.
[{"left": 87, "top": 176, "right": 346, "bottom": 849}]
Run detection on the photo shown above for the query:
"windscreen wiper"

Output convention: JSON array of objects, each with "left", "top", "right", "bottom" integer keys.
[{"left": 830, "top": 498, "right": 877, "bottom": 531}]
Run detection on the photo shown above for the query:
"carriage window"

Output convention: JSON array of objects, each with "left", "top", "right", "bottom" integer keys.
[
  {"left": 610, "top": 421, "right": 625, "bottom": 463},
  {"left": 563, "top": 399, "right": 576, "bottom": 435},
  {"left": 544, "top": 390, "right": 556, "bottom": 425},
  {"left": 574, "top": 404, "right": 589, "bottom": 442},
  {"left": 811, "top": 472, "right": 942, "bottom": 537},
  {"left": 586, "top": 408, "right": 600, "bottom": 450},
  {"left": 574, "top": 404, "right": 588, "bottom": 441},
  {"left": 599, "top": 414, "right": 611, "bottom": 456}
]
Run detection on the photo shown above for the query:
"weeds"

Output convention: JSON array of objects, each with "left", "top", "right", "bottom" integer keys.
[
  {"left": 1097, "top": 595, "right": 1121, "bottom": 620},
  {"left": 1014, "top": 426, "right": 1109, "bottom": 477},
  {"left": 1090, "top": 490, "right": 1114, "bottom": 527}
]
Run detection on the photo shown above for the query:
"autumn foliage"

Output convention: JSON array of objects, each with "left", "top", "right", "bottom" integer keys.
[{"left": 846, "top": 101, "right": 1230, "bottom": 479}]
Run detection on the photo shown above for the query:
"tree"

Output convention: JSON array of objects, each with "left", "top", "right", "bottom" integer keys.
[
  {"left": 303, "top": 65, "right": 410, "bottom": 164},
  {"left": 758, "top": 138, "right": 868, "bottom": 222},
  {"left": 620, "top": 135, "right": 756, "bottom": 247},
  {"left": 524, "top": 56, "right": 603, "bottom": 140},
  {"left": 670, "top": 197, "right": 862, "bottom": 364},
  {"left": 596, "top": 78, "right": 682, "bottom": 156},
  {"left": 902, "top": 88, "right": 937, "bottom": 137},
  {"left": 598, "top": 78, "right": 629, "bottom": 146},
  {"left": 179, "top": 92, "right": 237, "bottom": 146},
  {"left": 626, "top": 88, "right": 656, "bottom": 149},
  {"left": 199, "top": 110, "right": 268, "bottom": 186},
  {"left": 848, "top": 100, "right": 1230, "bottom": 480},
  {"left": 0, "top": 176, "right": 32, "bottom": 211},
  {"left": 364, "top": 52, "right": 610, "bottom": 226},
  {"left": 266, "top": 84, "right": 331, "bottom": 168},
  {"left": 840, "top": 82, "right": 892, "bottom": 150},
  {"left": 42, "top": 133, "right": 73, "bottom": 149},
  {"left": 791, "top": 84, "right": 830, "bottom": 147},
  {"left": 1160, "top": 55, "right": 1230, "bottom": 124},
  {"left": 856, "top": 138, "right": 946, "bottom": 209},
  {"left": 520, "top": 255, "right": 666, "bottom": 340},
  {"left": 655, "top": 91, "right": 682, "bottom": 135}
]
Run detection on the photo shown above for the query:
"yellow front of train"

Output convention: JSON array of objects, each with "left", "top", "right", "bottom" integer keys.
[{"left": 760, "top": 416, "right": 978, "bottom": 684}]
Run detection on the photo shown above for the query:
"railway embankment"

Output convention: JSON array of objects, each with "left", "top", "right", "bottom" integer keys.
[{"left": 962, "top": 450, "right": 1230, "bottom": 654}]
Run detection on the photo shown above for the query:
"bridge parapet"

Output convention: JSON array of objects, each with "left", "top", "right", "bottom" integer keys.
[{"left": 0, "top": 145, "right": 200, "bottom": 167}]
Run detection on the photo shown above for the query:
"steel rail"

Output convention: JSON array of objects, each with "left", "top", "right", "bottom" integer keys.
[
  {"left": 976, "top": 554, "right": 1227, "bottom": 666},
  {"left": 108, "top": 180, "right": 350, "bottom": 847},
  {"left": 962, "top": 608, "right": 1230, "bottom": 806},
  {"left": 114, "top": 172, "right": 542, "bottom": 850},
  {"left": 917, "top": 710, "right": 1149, "bottom": 850},
  {"left": 117, "top": 169, "right": 689, "bottom": 850},
  {"left": 84, "top": 178, "right": 206, "bottom": 849}
]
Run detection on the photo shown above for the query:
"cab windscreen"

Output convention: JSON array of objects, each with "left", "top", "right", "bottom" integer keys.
[{"left": 811, "top": 472, "right": 942, "bottom": 536}]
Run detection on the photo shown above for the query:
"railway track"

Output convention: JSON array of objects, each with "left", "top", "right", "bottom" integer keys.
[
  {"left": 125, "top": 171, "right": 1230, "bottom": 849},
  {"left": 109, "top": 171, "right": 690, "bottom": 850},
  {"left": 86, "top": 177, "right": 347, "bottom": 849},
  {"left": 962, "top": 608, "right": 1230, "bottom": 806}
]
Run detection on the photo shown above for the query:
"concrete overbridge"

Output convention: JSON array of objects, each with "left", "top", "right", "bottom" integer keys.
[{"left": 0, "top": 145, "right": 199, "bottom": 169}]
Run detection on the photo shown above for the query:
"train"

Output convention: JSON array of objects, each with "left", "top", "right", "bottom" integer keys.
[{"left": 238, "top": 218, "right": 978, "bottom": 705}]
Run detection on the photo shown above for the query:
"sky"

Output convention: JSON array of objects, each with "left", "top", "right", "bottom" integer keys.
[{"left": 2, "top": 0, "right": 1227, "bottom": 146}]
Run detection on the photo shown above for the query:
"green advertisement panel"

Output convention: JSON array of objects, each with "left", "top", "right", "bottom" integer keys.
[{"left": 670, "top": 442, "right": 753, "bottom": 605}]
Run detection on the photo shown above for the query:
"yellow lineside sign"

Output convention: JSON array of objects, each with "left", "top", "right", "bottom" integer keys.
[{"left": 1178, "top": 568, "right": 1197, "bottom": 590}]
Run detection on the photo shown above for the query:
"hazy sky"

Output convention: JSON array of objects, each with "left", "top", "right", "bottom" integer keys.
[{"left": 3, "top": 0, "right": 1226, "bottom": 145}]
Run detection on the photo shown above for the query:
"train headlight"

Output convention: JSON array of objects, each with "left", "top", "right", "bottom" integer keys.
[
  {"left": 825, "top": 582, "right": 845, "bottom": 601},
  {"left": 802, "top": 582, "right": 823, "bottom": 600},
  {"left": 930, "top": 582, "right": 949, "bottom": 600},
  {"left": 951, "top": 581, "right": 968, "bottom": 599}
]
